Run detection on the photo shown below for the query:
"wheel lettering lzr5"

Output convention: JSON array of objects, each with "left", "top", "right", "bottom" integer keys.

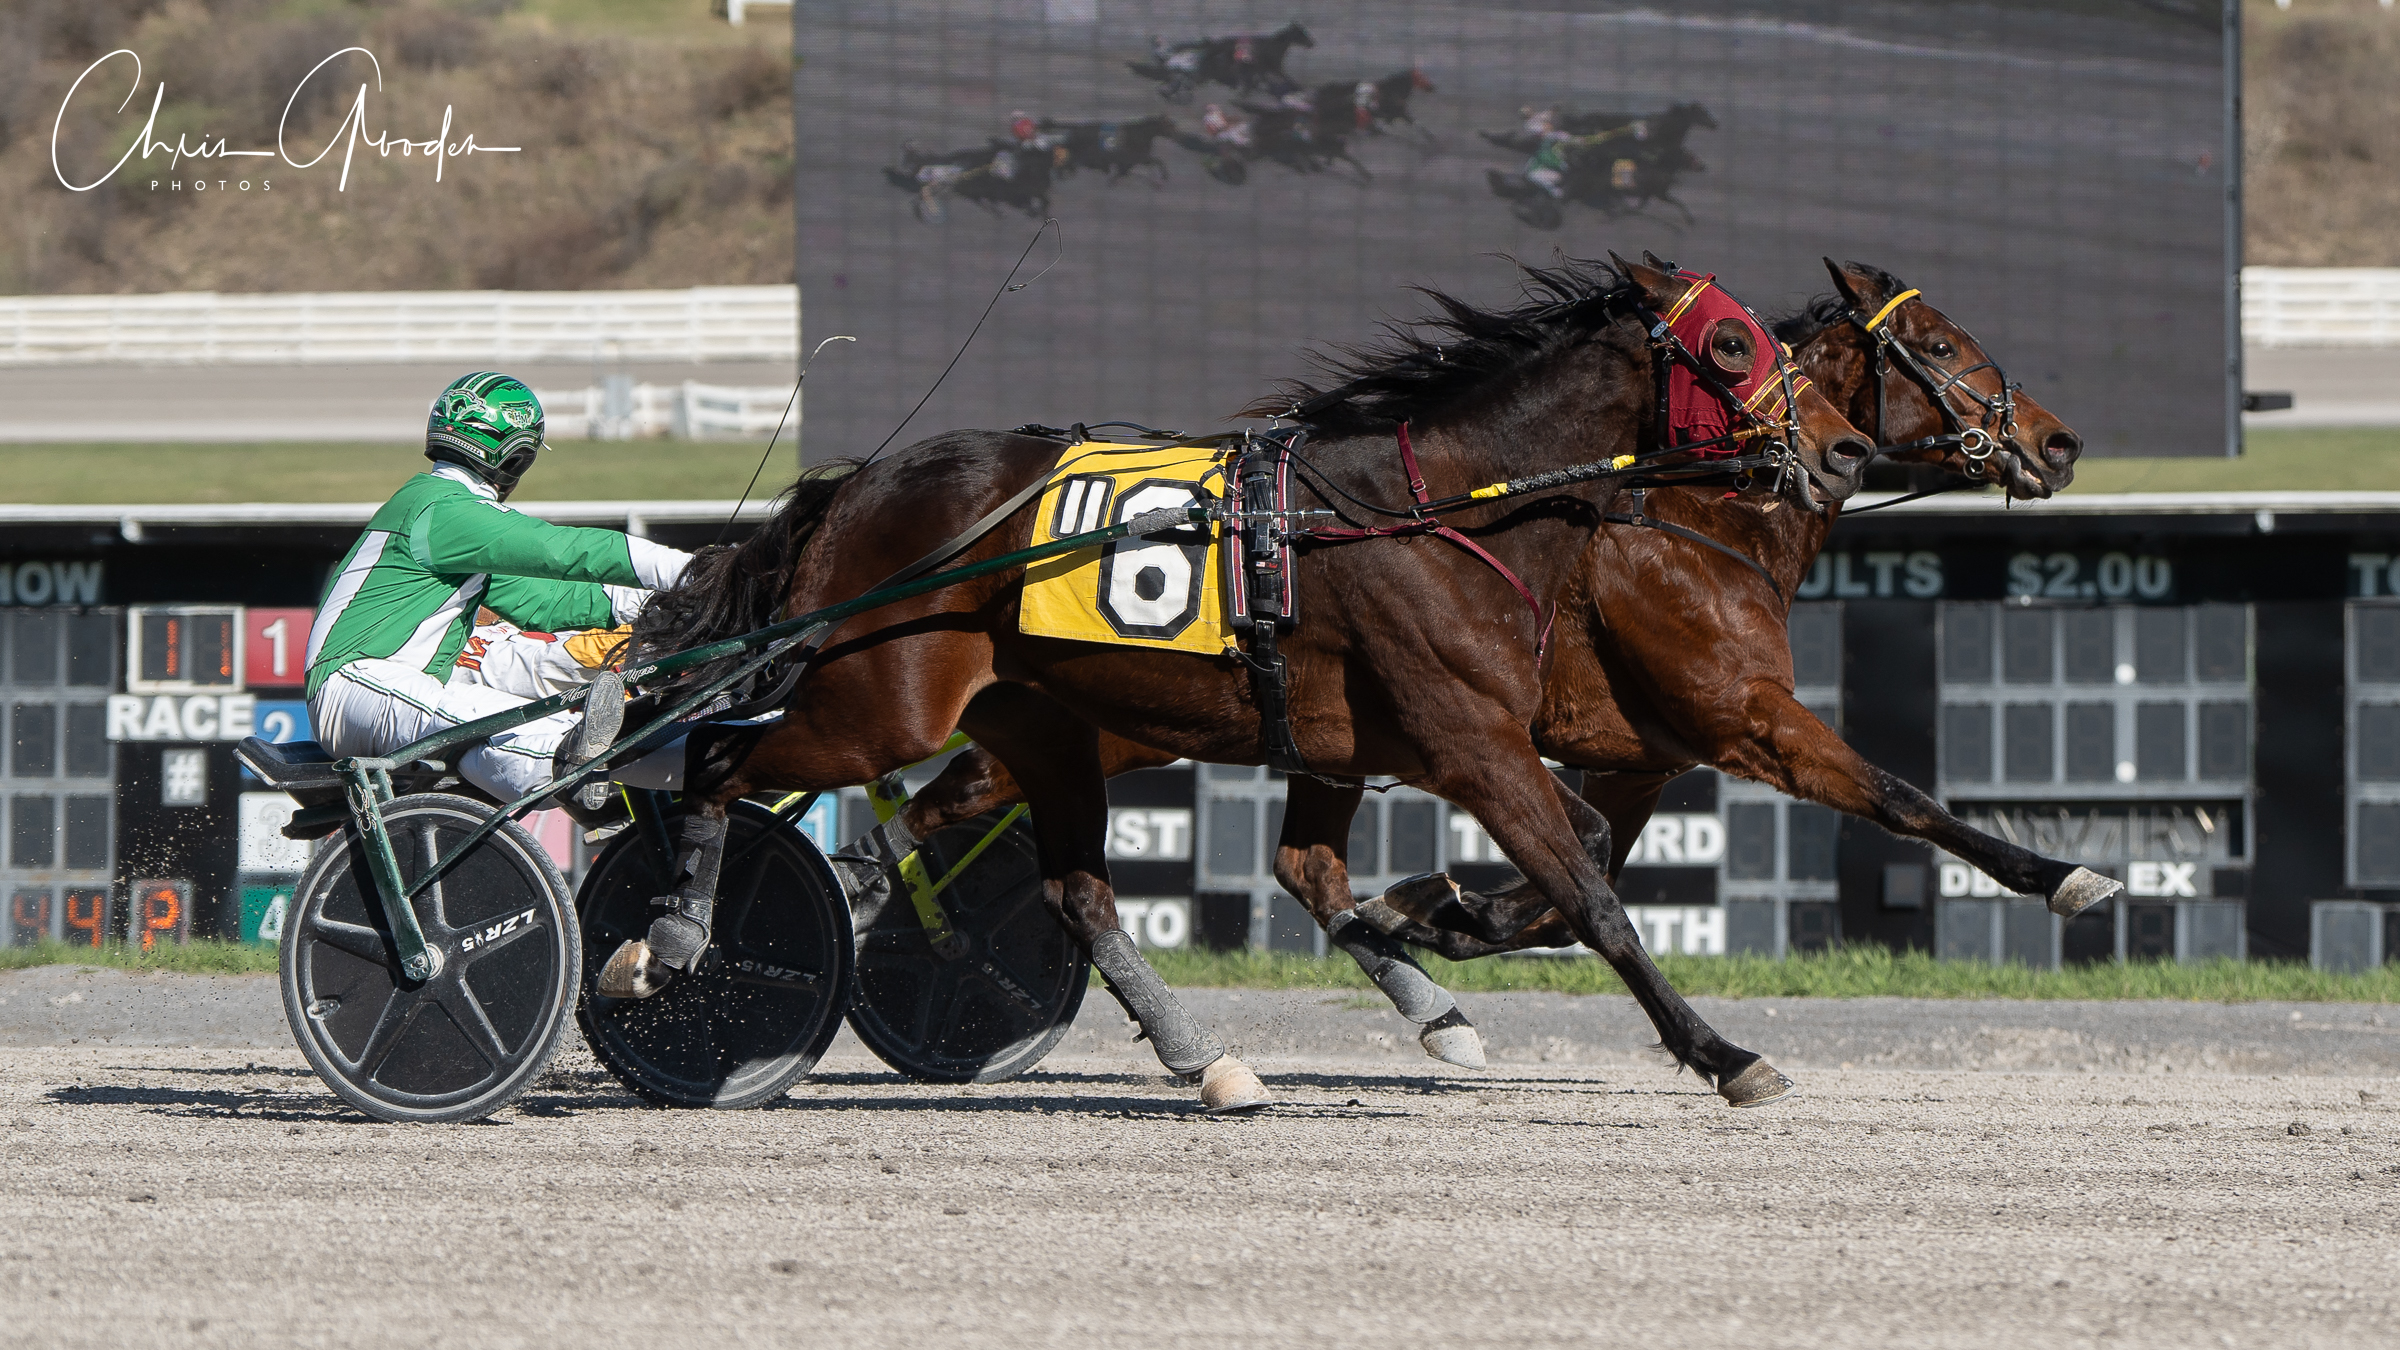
[{"left": 1097, "top": 480, "right": 1208, "bottom": 638}]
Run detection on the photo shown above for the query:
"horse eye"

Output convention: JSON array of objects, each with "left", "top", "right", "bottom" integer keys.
[{"left": 1931, "top": 341, "right": 1956, "bottom": 359}]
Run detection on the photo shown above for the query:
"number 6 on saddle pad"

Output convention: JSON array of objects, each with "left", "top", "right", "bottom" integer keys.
[{"left": 1018, "top": 442, "right": 1233, "bottom": 653}]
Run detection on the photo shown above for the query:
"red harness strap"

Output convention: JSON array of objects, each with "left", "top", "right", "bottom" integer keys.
[{"left": 1304, "top": 423, "right": 1554, "bottom": 660}]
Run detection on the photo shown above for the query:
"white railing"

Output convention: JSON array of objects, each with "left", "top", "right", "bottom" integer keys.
[
  {"left": 5, "top": 272, "right": 2398, "bottom": 363},
  {"left": 535, "top": 381, "right": 795, "bottom": 440},
  {"left": 2243, "top": 267, "right": 2400, "bottom": 348},
  {"left": 0, "top": 286, "right": 797, "bottom": 367}
]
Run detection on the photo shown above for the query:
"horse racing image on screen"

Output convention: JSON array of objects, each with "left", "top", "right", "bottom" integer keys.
[{"left": 793, "top": 1, "right": 2233, "bottom": 461}]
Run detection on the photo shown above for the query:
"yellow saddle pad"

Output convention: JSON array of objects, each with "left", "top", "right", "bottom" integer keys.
[{"left": 1018, "top": 441, "right": 1232, "bottom": 655}]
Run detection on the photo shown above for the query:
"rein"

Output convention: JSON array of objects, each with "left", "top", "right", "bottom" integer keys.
[
  {"left": 1300, "top": 422, "right": 1557, "bottom": 658},
  {"left": 1604, "top": 489, "right": 1785, "bottom": 604}
]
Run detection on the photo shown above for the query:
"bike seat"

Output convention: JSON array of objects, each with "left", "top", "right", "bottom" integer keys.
[
  {"left": 236, "top": 738, "right": 342, "bottom": 792},
  {"left": 236, "top": 738, "right": 455, "bottom": 797}
]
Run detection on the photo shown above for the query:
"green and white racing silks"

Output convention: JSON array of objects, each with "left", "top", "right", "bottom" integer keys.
[{"left": 305, "top": 466, "right": 689, "bottom": 697}]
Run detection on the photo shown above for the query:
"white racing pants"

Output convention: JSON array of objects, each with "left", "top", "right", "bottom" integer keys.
[{"left": 312, "top": 657, "right": 687, "bottom": 802}]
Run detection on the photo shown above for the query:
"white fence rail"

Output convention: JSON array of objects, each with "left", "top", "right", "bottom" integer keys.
[
  {"left": 535, "top": 381, "right": 794, "bottom": 440},
  {"left": 0, "top": 286, "right": 796, "bottom": 367},
  {"left": 4, "top": 272, "right": 2396, "bottom": 364},
  {"left": 2244, "top": 268, "right": 2400, "bottom": 348}
]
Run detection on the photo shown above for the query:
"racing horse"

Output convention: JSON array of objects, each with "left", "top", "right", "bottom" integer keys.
[
  {"left": 893, "top": 259, "right": 2107, "bottom": 1062},
  {"left": 1129, "top": 22, "right": 1314, "bottom": 102},
  {"left": 1487, "top": 102, "right": 1719, "bottom": 229},
  {"left": 1040, "top": 115, "right": 1180, "bottom": 185},
  {"left": 611, "top": 258, "right": 1872, "bottom": 1109},
  {"left": 883, "top": 141, "right": 1054, "bottom": 223},
  {"left": 1236, "top": 99, "right": 1372, "bottom": 180},
  {"left": 1309, "top": 68, "right": 1438, "bottom": 141}
]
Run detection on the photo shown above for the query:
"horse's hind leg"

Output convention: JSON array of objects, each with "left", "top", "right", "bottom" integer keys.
[
  {"left": 1424, "top": 729, "right": 1791, "bottom": 1107},
  {"left": 1274, "top": 776, "right": 1486, "bottom": 1069},
  {"left": 962, "top": 686, "right": 1268, "bottom": 1113},
  {"left": 1356, "top": 772, "right": 1610, "bottom": 945}
]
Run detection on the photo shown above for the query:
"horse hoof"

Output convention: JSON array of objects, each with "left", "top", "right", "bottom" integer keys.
[
  {"left": 2048, "top": 866, "right": 2123, "bottom": 918},
  {"left": 1199, "top": 1056, "right": 1272, "bottom": 1114},
  {"left": 1420, "top": 1021, "right": 1487, "bottom": 1070},
  {"left": 1376, "top": 872, "right": 1460, "bottom": 926},
  {"left": 597, "top": 940, "right": 674, "bottom": 999},
  {"left": 1719, "top": 1059, "right": 1795, "bottom": 1109}
]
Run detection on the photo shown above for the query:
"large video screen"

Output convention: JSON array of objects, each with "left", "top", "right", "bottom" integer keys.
[{"left": 793, "top": 1, "right": 2231, "bottom": 462}]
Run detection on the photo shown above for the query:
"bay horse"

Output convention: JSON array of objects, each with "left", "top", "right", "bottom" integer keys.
[
  {"left": 611, "top": 258, "right": 1871, "bottom": 1110},
  {"left": 1041, "top": 115, "right": 1179, "bottom": 185},
  {"left": 895, "top": 259, "right": 2110, "bottom": 1065}
]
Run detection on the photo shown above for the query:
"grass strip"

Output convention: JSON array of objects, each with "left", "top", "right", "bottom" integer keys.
[
  {"left": 0, "top": 441, "right": 801, "bottom": 504},
  {"left": 0, "top": 939, "right": 279, "bottom": 976},
  {"left": 2065, "top": 425, "right": 2400, "bottom": 494},
  {"left": 1132, "top": 943, "right": 2400, "bottom": 1003},
  {"left": 7, "top": 937, "right": 2394, "bottom": 1003}
]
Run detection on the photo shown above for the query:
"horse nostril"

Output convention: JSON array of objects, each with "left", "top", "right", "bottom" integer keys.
[
  {"left": 2043, "top": 430, "right": 2081, "bottom": 468},
  {"left": 1827, "top": 437, "right": 1872, "bottom": 467}
]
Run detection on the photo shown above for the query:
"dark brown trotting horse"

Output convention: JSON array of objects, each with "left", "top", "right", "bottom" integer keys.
[
  {"left": 1323, "top": 259, "right": 2120, "bottom": 959},
  {"left": 897, "top": 259, "right": 2116, "bottom": 1064},
  {"left": 608, "top": 259, "right": 1870, "bottom": 1110}
]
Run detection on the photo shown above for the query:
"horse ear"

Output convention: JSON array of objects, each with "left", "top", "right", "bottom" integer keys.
[
  {"left": 1823, "top": 258, "right": 1878, "bottom": 310},
  {"left": 1612, "top": 251, "right": 1675, "bottom": 306}
]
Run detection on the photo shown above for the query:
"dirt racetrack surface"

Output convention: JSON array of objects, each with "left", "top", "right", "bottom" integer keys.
[{"left": 4, "top": 973, "right": 2400, "bottom": 1348}]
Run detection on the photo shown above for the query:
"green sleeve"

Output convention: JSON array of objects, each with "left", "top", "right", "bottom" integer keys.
[
  {"left": 483, "top": 574, "right": 618, "bottom": 633},
  {"left": 412, "top": 493, "right": 642, "bottom": 586}
]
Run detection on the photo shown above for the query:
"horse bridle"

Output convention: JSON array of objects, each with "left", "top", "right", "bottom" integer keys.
[
  {"left": 1847, "top": 287, "right": 2020, "bottom": 478},
  {"left": 1628, "top": 276, "right": 1821, "bottom": 512}
]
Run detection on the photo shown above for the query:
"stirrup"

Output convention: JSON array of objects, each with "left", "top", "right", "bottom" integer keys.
[{"left": 558, "top": 670, "right": 625, "bottom": 812}]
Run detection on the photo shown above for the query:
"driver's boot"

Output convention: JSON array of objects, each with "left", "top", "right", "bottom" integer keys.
[
  {"left": 551, "top": 671, "right": 624, "bottom": 831},
  {"left": 597, "top": 809, "right": 726, "bottom": 999}
]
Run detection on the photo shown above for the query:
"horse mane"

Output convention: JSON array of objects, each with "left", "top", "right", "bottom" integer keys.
[
  {"left": 1242, "top": 256, "right": 1636, "bottom": 437},
  {"left": 628, "top": 458, "right": 861, "bottom": 673},
  {"left": 1770, "top": 261, "right": 1911, "bottom": 346}
]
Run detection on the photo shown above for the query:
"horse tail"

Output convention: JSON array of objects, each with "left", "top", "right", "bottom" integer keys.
[{"left": 628, "top": 458, "right": 860, "bottom": 672}]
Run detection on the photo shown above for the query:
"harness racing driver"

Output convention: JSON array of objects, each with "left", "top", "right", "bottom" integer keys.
[{"left": 304, "top": 372, "right": 689, "bottom": 809}]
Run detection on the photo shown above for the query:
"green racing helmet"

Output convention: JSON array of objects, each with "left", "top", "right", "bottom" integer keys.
[{"left": 426, "top": 371, "right": 544, "bottom": 498}]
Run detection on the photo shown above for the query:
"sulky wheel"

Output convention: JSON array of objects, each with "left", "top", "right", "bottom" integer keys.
[
  {"left": 845, "top": 809, "right": 1090, "bottom": 1084},
  {"left": 575, "top": 799, "right": 853, "bottom": 1109},
  {"left": 280, "top": 794, "right": 580, "bottom": 1125}
]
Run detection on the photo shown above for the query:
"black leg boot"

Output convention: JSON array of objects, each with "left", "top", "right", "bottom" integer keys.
[{"left": 597, "top": 810, "right": 727, "bottom": 999}]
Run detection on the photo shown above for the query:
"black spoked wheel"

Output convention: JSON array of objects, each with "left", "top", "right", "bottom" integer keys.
[
  {"left": 575, "top": 800, "right": 853, "bottom": 1109},
  {"left": 846, "top": 809, "right": 1090, "bottom": 1084},
  {"left": 280, "top": 794, "right": 579, "bottom": 1125}
]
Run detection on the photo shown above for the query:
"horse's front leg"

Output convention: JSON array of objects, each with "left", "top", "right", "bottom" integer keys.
[
  {"left": 1421, "top": 726, "right": 1792, "bottom": 1108},
  {"left": 1718, "top": 683, "right": 2121, "bottom": 917},
  {"left": 1274, "top": 776, "right": 1486, "bottom": 1068},
  {"left": 963, "top": 686, "right": 1268, "bottom": 1113}
]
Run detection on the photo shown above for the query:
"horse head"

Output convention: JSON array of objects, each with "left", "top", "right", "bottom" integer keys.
[
  {"left": 1617, "top": 256, "right": 1871, "bottom": 513},
  {"left": 1659, "top": 102, "right": 1719, "bottom": 139},
  {"left": 1818, "top": 259, "right": 2079, "bottom": 499}
]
